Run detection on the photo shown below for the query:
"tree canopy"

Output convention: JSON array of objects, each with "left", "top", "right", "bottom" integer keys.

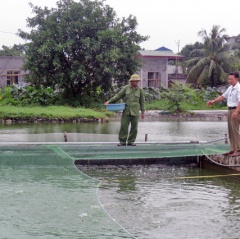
[
  {"left": 19, "top": 0, "right": 148, "bottom": 105},
  {"left": 180, "top": 42, "right": 204, "bottom": 61},
  {"left": 0, "top": 44, "right": 26, "bottom": 56},
  {"left": 186, "top": 25, "right": 237, "bottom": 87}
]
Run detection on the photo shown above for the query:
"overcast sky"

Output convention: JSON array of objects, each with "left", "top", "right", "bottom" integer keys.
[{"left": 0, "top": 0, "right": 239, "bottom": 53}]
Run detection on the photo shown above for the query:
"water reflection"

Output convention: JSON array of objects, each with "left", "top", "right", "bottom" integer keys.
[
  {"left": 80, "top": 165, "right": 240, "bottom": 239},
  {"left": 0, "top": 121, "right": 228, "bottom": 143}
]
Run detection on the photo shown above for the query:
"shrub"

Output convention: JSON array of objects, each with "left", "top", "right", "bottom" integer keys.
[{"left": 0, "top": 85, "right": 61, "bottom": 106}]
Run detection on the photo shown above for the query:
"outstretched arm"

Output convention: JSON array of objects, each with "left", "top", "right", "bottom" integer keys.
[
  {"left": 104, "top": 86, "right": 127, "bottom": 105},
  {"left": 207, "top": 95, "right": 224, "bottom": 106}
]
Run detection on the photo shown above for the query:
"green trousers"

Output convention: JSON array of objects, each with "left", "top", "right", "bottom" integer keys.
[{"left": 119, "top": 114, "right": 139, "bottom": 144}]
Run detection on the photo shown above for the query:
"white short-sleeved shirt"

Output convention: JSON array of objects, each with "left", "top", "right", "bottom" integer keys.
[{"left": 222, "top": 82, "right": 240, "bottom": 107}]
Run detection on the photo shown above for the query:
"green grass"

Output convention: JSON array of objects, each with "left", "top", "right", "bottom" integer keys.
[
  {"left": 0, "top": 105, "right": 112, "bottom": 120},
  {"left": 145, "top": 99, "right": 227, "bottom": 111},
  {"left": 0, "top": 100, "right": 227, "bottom": 121}
]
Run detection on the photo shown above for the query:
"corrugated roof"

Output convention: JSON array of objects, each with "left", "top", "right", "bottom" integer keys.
[
  {"left": 0, "top": 56, "right": 24, "bottom": 71},
  {"left": 139, "top": 50, "right": 183, "bottom": 59}
]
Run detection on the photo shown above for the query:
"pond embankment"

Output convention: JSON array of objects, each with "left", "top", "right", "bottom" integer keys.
[
  {"left": 112, "top": 110, "right": 228, "bottom": 121},
  {"left": 0, "top": 109, "right": 228, "bottom": 124}
]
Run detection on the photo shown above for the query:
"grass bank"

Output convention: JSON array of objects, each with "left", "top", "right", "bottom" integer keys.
[
  {"left": 0, "top": 100, "right": 226, "bottom": 122},
  {"left": 0, "top": 105, "right": 111, "bottom": 121},
  {"left": 145, "top": 99, "right": 226, "bottom": 111}
]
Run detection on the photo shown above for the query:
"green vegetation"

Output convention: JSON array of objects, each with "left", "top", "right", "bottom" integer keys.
[
  {"left": 186, "top": 25, "right": 239, "bottom": 87},
  {"left": 0, "top": 44, "right": 26, "bottom": 56},
  {"left": 146, "top": 98, "right": 226, "bottom": 111},
  {"left": 180, "top": 42, "right": 204, "bottom": 61},
  {"left": 160, "top": 82, "right": 196, "bottom": 112},
  {"left": 0, "top": 86, "right": 60, "bottom": 106},
  {"left": 0, "top": 105, "right": 110, "bottom": 120},
  {"left": 18, "top": 0, "right": 147, "bottom": 106},
  {"left": 0, "top": 84, "right": 226, "bottom": 121},
  {"left": 145, "top": 84, "right": 226, "bottom": 112}
]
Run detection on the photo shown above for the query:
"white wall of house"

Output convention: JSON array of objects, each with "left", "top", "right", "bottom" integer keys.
[
  {"left": 226, "top": 36, "right": 236, "bottom": 50},
  {"left": 0, "top": 70, "right": 26, "bottom": 87},
  {"left": 167, "top": 65, "right": 183, "bottom": 74},
  {"left": 0, "top": 56, "right": 27, "bottom": 87}
]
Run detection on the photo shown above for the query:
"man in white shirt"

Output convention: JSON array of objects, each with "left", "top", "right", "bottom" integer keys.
[{"left": 207, "top": 72, "right": 240, "bottom": 156}]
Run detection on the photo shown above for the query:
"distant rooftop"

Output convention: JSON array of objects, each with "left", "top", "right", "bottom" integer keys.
[
  {"left": 138, "top": 50, "right": 183, "bottom": 60},
  {"left": 0, "top": 56, "right": 24, "bottom": 70},
  {"left": 155, "top": 46, "right": 172, "bottom": 52}
]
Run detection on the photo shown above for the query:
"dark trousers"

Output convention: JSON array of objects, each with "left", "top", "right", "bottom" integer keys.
[{"left": 119, "top": 114, "right": 138, "bottom": 144}]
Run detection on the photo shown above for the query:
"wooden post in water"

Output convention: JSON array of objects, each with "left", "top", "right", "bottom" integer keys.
[
  {"left": 64, "top": 131, "right": 67, "bottom": 142},
  {"left": 225, "top": 134, "right": 228, "bottom": 144}
]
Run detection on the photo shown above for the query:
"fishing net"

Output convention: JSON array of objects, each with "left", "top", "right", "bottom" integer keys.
[
  {"left": 0, "top": 144, "right": 134, "bottom": 239},
  {"left": 0, "top": 142, "right": 229, "bottom": 238}
]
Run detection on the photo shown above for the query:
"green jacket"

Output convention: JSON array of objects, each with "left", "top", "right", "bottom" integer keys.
[{"left": 109, "top": 85, "right": 145, "bottom": 116}]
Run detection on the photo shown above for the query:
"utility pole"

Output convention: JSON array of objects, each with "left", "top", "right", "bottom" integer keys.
[
  {"left": 175, "top": 40, "right": 180, "bottom": 81},
  {"left": 175, "top": 40, "right": 180, "bottom": 53}
]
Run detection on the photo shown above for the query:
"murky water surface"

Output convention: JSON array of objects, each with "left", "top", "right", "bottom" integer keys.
[
  {"left": 0, "top": 121, "right": 228, "bottom": 143},
  {"left": 80, "top": 164, "right": 240, "bottom": 239},
  {"left": 0, "top": 121, "right": 239, "bottom": 238}
]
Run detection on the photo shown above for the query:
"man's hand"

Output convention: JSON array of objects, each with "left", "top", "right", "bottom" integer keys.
[
  {"left": 104, "top": 101, "right": 109, "bottom": 105},
  {"left": 232, "top": 110, "right": 239, "bottom": 120},
  {"left": 207, "top": 100, "right": 214, "bottom": 106}
]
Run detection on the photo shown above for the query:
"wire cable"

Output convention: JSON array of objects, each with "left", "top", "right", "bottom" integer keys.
[{"left": 202, "top": 150, "right": 240, "bottom": 167}]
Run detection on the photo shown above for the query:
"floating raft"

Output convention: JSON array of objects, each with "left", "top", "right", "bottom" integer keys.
[
  {"left": 0, "top": 141, "right": 230, "bottom": 165},
  {"left": 204, "top": 153, "right": 240, "bottom": 172}
]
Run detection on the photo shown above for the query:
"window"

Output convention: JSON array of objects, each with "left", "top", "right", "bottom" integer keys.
[
  {"left": 148, "top": 72, "right": 160, "bottom": 87},
  {"left": 7, "top": 71, "right": 20, "bottom": 86},
  {"left": 148, "top": 72, "right": 154, "bottom": 80},
  {"left": 148, "top": 72, "right": 159, "bottom": 80}
]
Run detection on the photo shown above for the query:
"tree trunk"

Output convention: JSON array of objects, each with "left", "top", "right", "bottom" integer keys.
[{"left": 211, "top": 69, "right": 214, "bottom": 87}]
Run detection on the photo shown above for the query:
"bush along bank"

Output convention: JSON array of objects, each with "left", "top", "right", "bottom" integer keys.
[{"left": 0, "top": 106, "right": 111, "bottom": 123}]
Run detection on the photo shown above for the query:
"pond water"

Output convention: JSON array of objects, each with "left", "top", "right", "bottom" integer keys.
[
  {"left": 79, "top": 164, "right": 240, "bottom": 239},
  {"left": 0, "top": 121, "right": 228, "bottom": 143},
  {"left": 1, "top": 120, "right": 239, "bottom": 238}
]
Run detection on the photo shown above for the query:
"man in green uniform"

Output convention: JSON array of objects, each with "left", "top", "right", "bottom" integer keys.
[{"left": 105, "top": 74, "right": 145, "bottom": 146}]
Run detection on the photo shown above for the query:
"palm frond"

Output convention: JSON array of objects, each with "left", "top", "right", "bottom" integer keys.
[
  {"left": 197, "top": 66, "right": 209, "bottom": 85},
  {"left": 186, "top": 57, "right": 210, "bottom": 84},
  {"left": 215, "top": 63, "right": 228, "bottom": 83},
  {"left": 198, "top": 29, "right": 208, "bottom": 41},
  {"left": 185, "top": 57, "right": 202, "bottom": 67},
  {"left": 189, "top": 48, "right": 207, "bottom": 57},
  {"left": 188, "top": 25, "right": 231, "bottom": 87},
  {"left": 208, "top": 59, "right": 216, "bottom": 78}
]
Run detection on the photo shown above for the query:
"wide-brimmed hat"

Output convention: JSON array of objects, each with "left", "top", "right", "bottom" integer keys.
[{"left": 129, "top": 74, "right": 140, "bottom": 82}]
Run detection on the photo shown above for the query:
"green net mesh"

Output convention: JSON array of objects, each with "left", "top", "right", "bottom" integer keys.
[
  {"left": 60, "top": 143, "right": 229, "bottom": 162},
  {"left": 0, "top": 143, "right": 229, "bottom": 238},
  {"left": 0, "top": 144, "right": 135, "bottom": 239}
]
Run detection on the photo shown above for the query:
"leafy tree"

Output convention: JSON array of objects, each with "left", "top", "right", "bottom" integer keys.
[
  {"left": 180, "top": 42, "right": 204, "bottom": 61},
  {"left": 186, "top": 25, "right": 236, "bottom": 87},
  {"left": 161, "top": 82, "right": 195, "bottom": 112},
  {"left": 0, "top": 44, "right": 26, "bottom": 56},
  {"left": 18, "top": 0, "right": 148, "bottom": 106}
]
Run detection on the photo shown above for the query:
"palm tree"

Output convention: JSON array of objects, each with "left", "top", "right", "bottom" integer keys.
[
  {"left": 186, "top": 25, "right": 235, "bottom": 87},
  {"left": 231, "top": 34, "right": 240, "bottom": 58}
]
